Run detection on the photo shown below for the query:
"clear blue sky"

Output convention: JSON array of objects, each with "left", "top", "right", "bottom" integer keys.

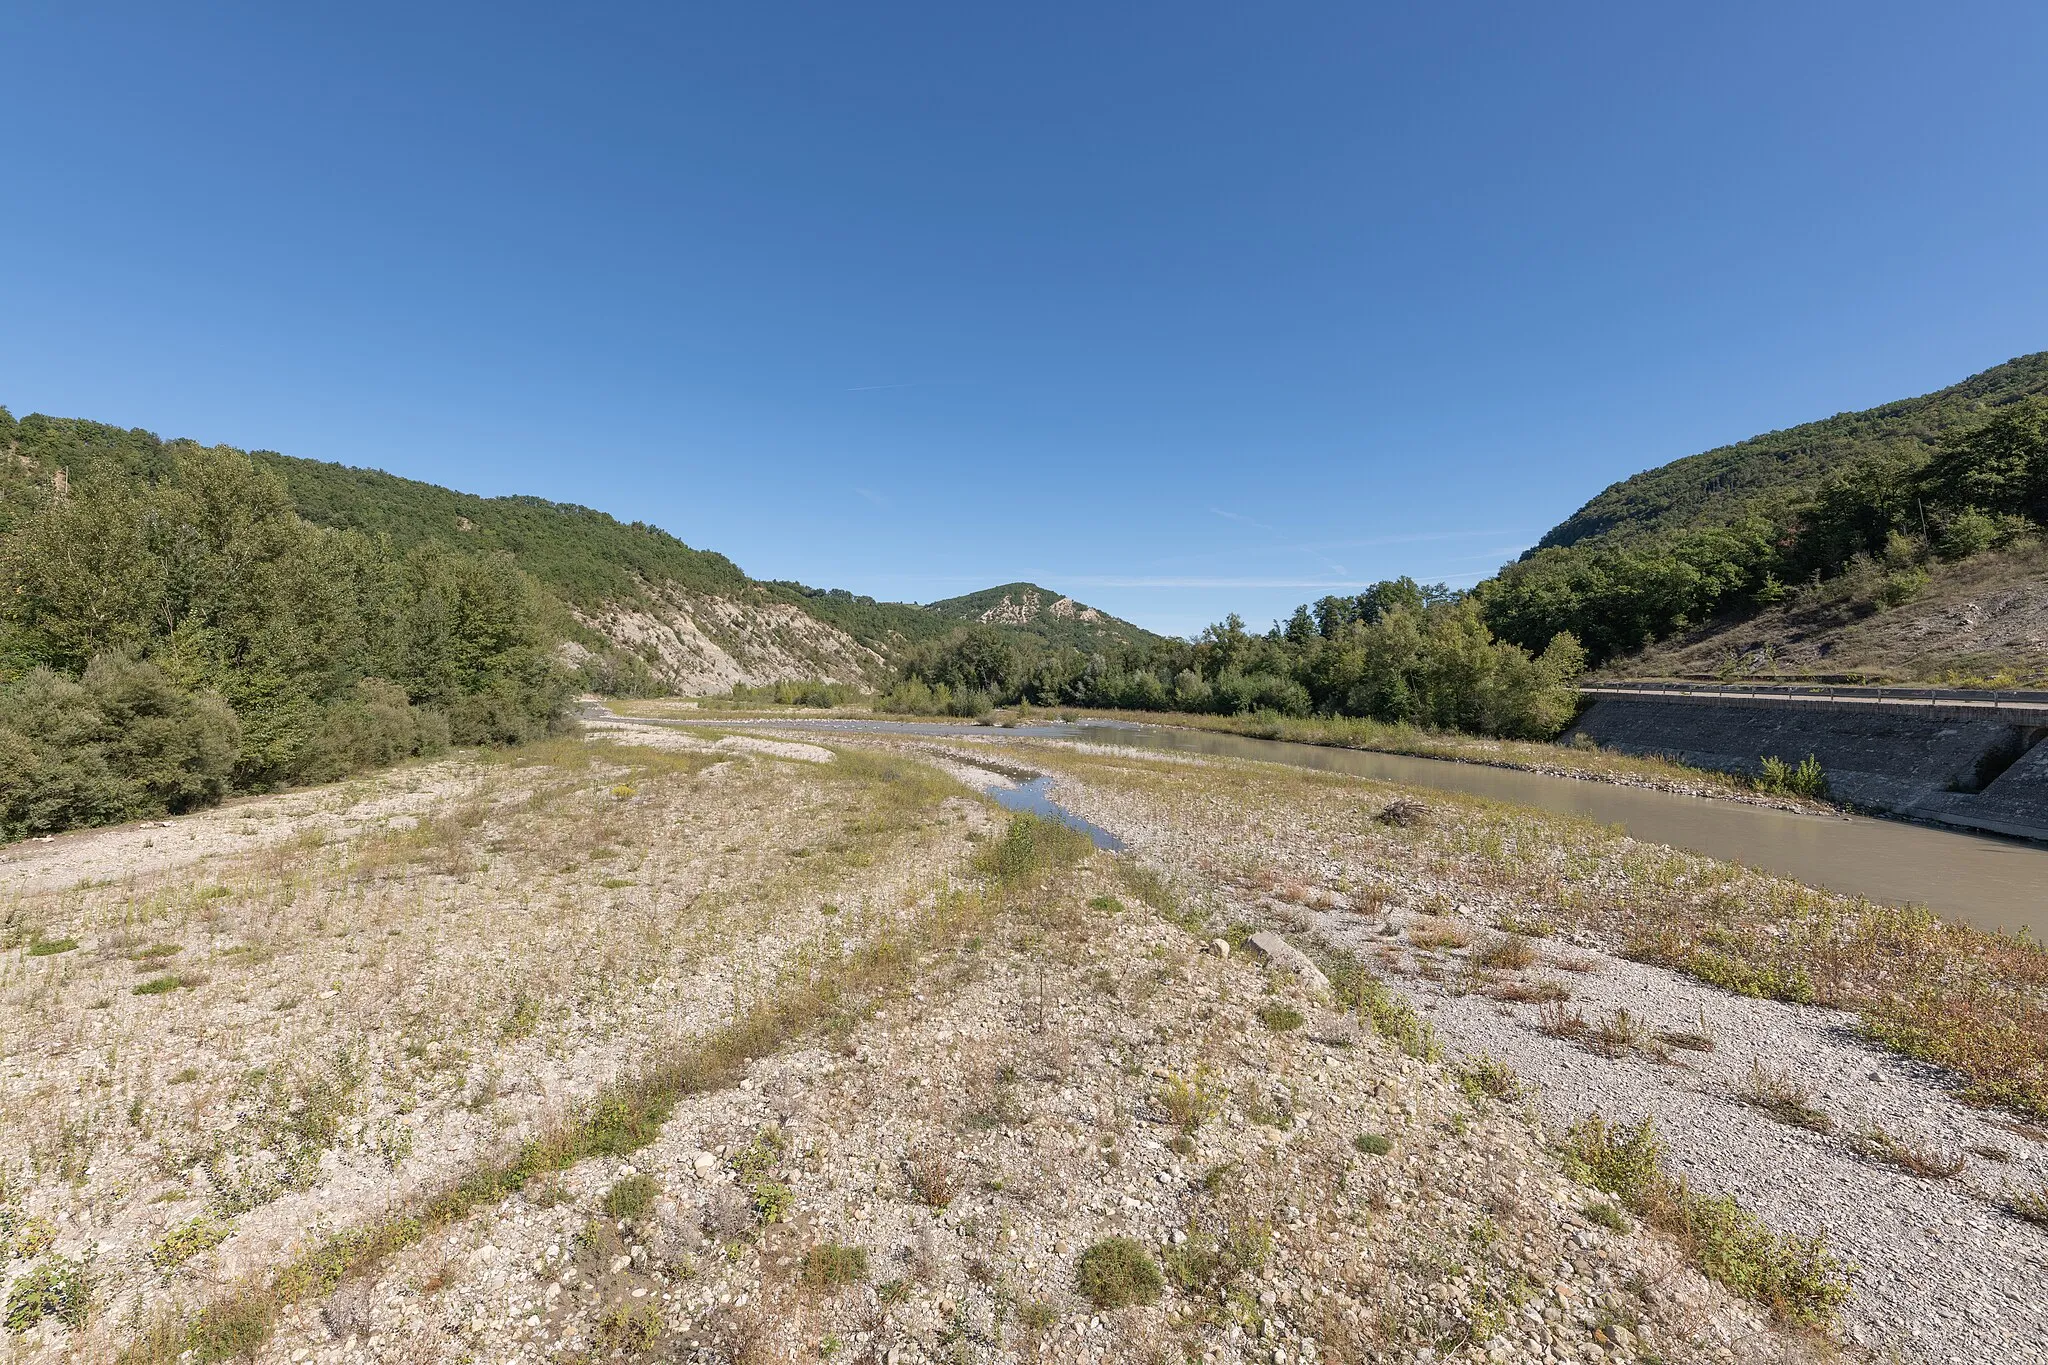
[{"left": 3, "top": 3, "right": 2044, "bottom": 637}]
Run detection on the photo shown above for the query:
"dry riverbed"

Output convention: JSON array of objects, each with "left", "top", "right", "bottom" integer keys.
[
  {"left": 971, "top": 736, "right": 2048, "bottom": 1365},
  {"left": 0, "top": 724, "right": 1853, "bottom": 1364}
]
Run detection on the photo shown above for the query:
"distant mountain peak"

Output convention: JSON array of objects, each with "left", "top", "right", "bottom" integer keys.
[{"left": 969, "top": 585, "right": 1105, "bottom": 627}]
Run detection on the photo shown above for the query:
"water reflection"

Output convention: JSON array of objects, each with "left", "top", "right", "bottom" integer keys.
[
  {"left": 982, "top": 775, "right": 1126, "bottom": 852},
  {"left": 673, "top": 716, "right": 2048, "bottom": 937}
]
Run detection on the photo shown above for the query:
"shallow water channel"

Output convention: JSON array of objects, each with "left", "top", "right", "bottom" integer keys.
[{"left": 636, "top": 715, "right": 2048, "bottom": 939}]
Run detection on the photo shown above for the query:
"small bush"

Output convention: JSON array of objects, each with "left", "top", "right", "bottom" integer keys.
[
  {"left": 1017, "top": 1298, "right": 1059, "bottom": 1330},
  {"left": 503, "top": 991, "right": 540, "bottom": 1039},
  {"left": 1847, "top": 1126, "right": 1966, "bottom": 1179},
  {"left": 1334, "top": 969, "right": 1441, "bottom": 1060},
  {"left": 133, "top": 972, "right": 204, "bottom": 996},
  {"left": 603, "top": 1173, "right": 659, "bottom": 1222},
  {"left": 1581, "top": 1199, "right": 1629, "bottom": 1232},
  {"left": 750, "top": 1181, "right": 794, "bottom": 1224},
  {"left": 1735, "top": 1060, "right": 1833, "bottom": 1133},
  {"left": 1474, "top": 934, "right": 1537, "bottom": 970},
  {"left": 1257, "top": 1004, "right": 1304, "bottom": 1033},
  {"left": 26, "top": 936, "right": 79, "bottom": 957},
  {"left": 1754, "top": 754, "right": 1828, "bottom": 800},
  {"left": 904, "top": 1144, "right": 961, "bottom": 1208},
  {"left": 1161, "top": 1220, "right": 1268, "bottom": 1294},
  {"left": 1457, "top": 1056, "right": 1523, "bottom": 1102},
  {"left": 1375, "top": 797, "right": 1429, "bottom": 828},
  {"left": 9, "top": 1216, "right": 57, "bottom": 1260},
  {"left": 2004, "top": 1181, "right": 2048, "bottom": 1227},
  {"left": 1157, "top": 1069, "right": 1221, "bottom": 1133},
  {"left": 4, "top": 1256, "right": 92, "bottom": 1332},
  {"left": 593, "top": 1301, "right": 661, "bottom": 1353},
  {"left": 1075, "top": 1236, "right": 1163, "bottom": 1309},
  {"left": 974, "top": 813, "right": 1093, "bottom": 890},
  {"left": 800, "top": 1242, "right": 868, "bottom": 1290},
  {"left": 148, "top": 1216, "right": 231, "bottom": 1273},
  {"left": 1354, "top": 1133, "right": 1392, "bottom": 1157},
  {"left": 1560, "top": 1116, "right": 1849, "bottom": 1327}
]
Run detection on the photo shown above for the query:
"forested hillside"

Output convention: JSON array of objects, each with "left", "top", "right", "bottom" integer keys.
[
  {"left": 0, "top": 409, "right": 568, "bottom": 837},
  {"left": 1482, "top": 354, "right": 2048, "bottom": 668},
  {"left": 1538, "top": 352, "right": 2048, "bottom": 550},
  {"left": 0, "top": 403, "right": 1173, "bottom": 835}
]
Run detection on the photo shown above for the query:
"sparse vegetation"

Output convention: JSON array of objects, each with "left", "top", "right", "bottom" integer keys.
[
  {"left": 1474, "top": 933, "right": 1537, "bottom": 970},
  {"left": 800, "top": 1242, "right": 868, "bottom": 1290},
  {"left": 904, "top": 1145, "right": 962, "bottom": 1209},
  {"left": 5, "top": 1255, "right": 93, "bottom": 1332},
  {"left": 1157, "top": 1069, "right": 1222, "bottom": 1134},
  {"left": 1560, "top": 1116, "right": 1850, "bottom": 1327},
  {"left": 1846, "top": 1126, "right": 1967, "bottom": 1180},
  {"left": 1735, "top": 1061, "right": 1834, "bottom": 1133},
  {"left": 592, "top": 1301, "right": 661, "bottom": 1353},
  {"left": 147, "top": 1217, "right": 231, "bottom": 1274}
]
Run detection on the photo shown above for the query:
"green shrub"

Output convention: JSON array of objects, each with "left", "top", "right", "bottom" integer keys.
[
  {"left": 1754, "top": 754, "right": 1828, "bottom": 801},
  {"left": 1075, "top": 1237, "right": 1163, "bottom": 1309},
  {"left": 1161, "top": 1221, "right": 1268, "bottom": 1294},
  {"left": 1335, "top": 968, "right": 1441, "bottom": 1060},
  {"left": 1257, "top": 1004, "right": 1304, "bottom": 1033},
  {"left": 1581, "top": 1200, "right": 1629, "bottom": 1232},
  {"left": 25, "top": 936, "right": 78, "bottom": 957},
  {"left": 148, "top": 1217, "right": 231, "bottom": 1273},
  {"left": 1456, "top": 1056, "right": 1523, "bottom": 1102},
  {"left": 4, "top": 1256, "right": 92, "bottom": 1332},
  {"left": 592, "top": 1301, "right": 661, "bottom": 1353},
  {"left": 133, "top": 972, "right": 204, "bottom": 996},
  {"left": 800, "top": 1242, "right": 868, "bottom": 1289},
  {"left": 751, "top": 1181, "right": 794, "bottom": 1224},
  {"left": 602, "top": 1173, "right": 659, "bottom": 1222},
  {"left": 9, "top": 1216, "right": 57, "bottom": 1259},
  {"left": 1353, "top": 1133, "right": 1393, "bottom": 1157},
  {"left": 973, "top": 813, "right": 1093, "bottom": 889}
]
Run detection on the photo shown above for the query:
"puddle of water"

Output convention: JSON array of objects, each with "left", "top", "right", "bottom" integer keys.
[{"left": 983, "top": 776, "right": 1126, "bottom": 852}]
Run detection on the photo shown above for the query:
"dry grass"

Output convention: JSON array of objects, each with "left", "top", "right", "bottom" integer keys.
[
  {"left": 119, "top": 804, "right": 1097, "bottom": 1363},
  {"left": 1016, "top": 740, "right": 2048, "bottom": 1122},
  {"left": 1559, "top": 1116, "right": 1851, "bottom": 1329},
  {"left": 1846, "top": 1126, "right": 1967, "bottom": 1180},
  {"left": 1473, "top": 933, "right": 1537, "bottom": 971},
  {"left": 1734, "top": 1060, "right": 1835, "bottom": 1134}
]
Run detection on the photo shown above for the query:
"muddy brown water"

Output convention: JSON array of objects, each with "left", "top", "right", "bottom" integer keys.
[{"left": 617, "top": 713, "right": 2048, "bottom": 938}]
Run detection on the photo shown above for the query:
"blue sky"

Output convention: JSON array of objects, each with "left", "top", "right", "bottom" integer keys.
[{"left": 3, "top": 3, "right": 2044, "bottom": 637}]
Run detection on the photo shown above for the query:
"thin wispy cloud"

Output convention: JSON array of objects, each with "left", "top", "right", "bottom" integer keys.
[
  {"left": 853, "top": 487, "right": 890, "bottom": 507},
  {"left": 1209, "top": 507, "right": 1275, "bottom": 531},
  {"left": 1265, "top": 529, "right": 1535, "bottom": 553}
]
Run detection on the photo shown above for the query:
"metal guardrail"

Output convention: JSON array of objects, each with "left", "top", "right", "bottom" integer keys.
[{"left": 1578, "top": 680, "right": 2048, "bottom": 721}]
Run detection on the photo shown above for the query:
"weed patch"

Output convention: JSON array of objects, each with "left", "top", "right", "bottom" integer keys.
[{"left": 1559, "top": 1116, "right": 1849, "bottom": 1328}]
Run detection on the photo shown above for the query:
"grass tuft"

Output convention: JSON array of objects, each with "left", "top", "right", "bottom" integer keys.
[
  {"left": 800, "top": 1242, "right": 868, "bottom": 1290},
  {"left": 602, "top": 1173, "right": 659, "bottom": 1222}
]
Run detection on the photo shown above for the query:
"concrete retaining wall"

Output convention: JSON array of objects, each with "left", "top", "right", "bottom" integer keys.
[{"left": 1569, "top": 686, "right": 2048, "bottom": 841}]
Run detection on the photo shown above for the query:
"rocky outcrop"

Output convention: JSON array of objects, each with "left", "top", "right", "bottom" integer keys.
[{"left": 571, "top": 584, "right": 886, "bottom": 694}]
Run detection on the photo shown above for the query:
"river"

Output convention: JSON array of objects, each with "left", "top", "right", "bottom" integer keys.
[{"left": 620, "top": 713, "right": 2048, "bottom": 938}]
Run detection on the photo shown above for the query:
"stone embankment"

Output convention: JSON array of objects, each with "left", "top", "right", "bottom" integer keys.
[{"left": 1571, "top": 682, "right": 2048, "bottom": 839}]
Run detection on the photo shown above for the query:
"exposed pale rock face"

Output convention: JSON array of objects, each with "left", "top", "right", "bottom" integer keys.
[{"left": 574, "top": 584, "right": 886, "bottom": 694}]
